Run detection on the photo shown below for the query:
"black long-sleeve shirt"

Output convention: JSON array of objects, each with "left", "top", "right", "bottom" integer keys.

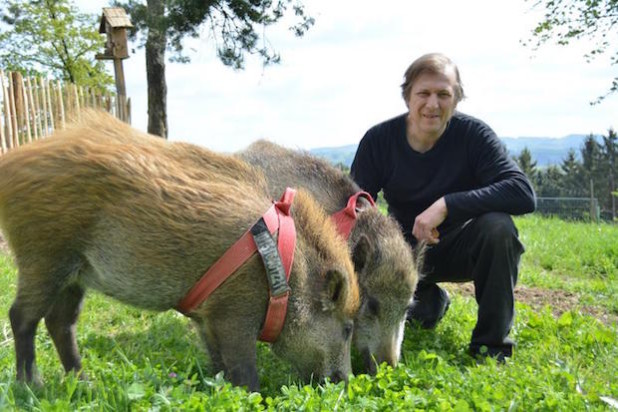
[{"left": 350, "top": 112, "right": 536, "bottom": 243}]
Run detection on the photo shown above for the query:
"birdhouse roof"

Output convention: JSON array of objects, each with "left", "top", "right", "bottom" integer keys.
[{"left": 99, "top": 7, "right": 133, "bottom": 33}]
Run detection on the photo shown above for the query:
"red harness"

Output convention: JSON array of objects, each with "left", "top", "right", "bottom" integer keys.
[
  {"left": 331, "top": 191, "right": 375, "bottom": 239},
  {"left": 176, "top": 188, "right": 297, "bottom": 343}
]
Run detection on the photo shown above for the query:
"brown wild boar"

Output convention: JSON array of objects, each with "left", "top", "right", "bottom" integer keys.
[
  {"left": 237, "top": 140, "right": 419, "bottom": 374},
  {"left": 0, "top": 112, "right": 359, "bottom": 392}
]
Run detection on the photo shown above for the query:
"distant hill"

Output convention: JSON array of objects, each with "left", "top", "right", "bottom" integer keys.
[{"left": 310, "top": 134, "right": 598, "bottom": 168}]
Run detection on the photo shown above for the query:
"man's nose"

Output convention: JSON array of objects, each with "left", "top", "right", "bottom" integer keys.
[{"left": 426, "top": 93, "right": 439, "bottom": 108}]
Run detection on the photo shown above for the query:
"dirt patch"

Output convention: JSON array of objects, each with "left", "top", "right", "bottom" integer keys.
[{"left": 444, "top": 283, "right": 618, "bottom": 326}]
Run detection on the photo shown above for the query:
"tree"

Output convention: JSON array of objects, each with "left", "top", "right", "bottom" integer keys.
[
  {"left": 581, "top": 134, "right": 603, "bottom": 178},
  {"left": 536, "top": 165, "right": 564, "bottom": 197},
  {"left": 560, "top": 149, "right": 586, "bottom": 197},
  {"left": 113, "top": 0, "right": 315, "bottom": 138},
  {"left": 0, "top": 0, "right": 112, "bottom": 90},
  {"left": 514, "top": 147, "right": 538, "bottom": 182},
  {"left": 525, "top": 0, "right": 618, "bottom": 103}
]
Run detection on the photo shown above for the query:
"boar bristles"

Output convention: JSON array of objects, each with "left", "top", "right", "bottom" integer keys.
[
  {"left": 351, "top": 208, "right": 418, "bottom": 298},
  {"left": 292, "top": 189, "right": 360, "bottom": 317}
]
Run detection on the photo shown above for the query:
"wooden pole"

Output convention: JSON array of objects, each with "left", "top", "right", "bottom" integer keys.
[
  {"left": 26, "top": 77, "right": 38, "bottom": 142},
  {"left": 45, "top": 78, "right": 55, "bottom": 133},
  {"left": 0, "top": 70, "right": 8, "bottom": 153},
  {"left": 31, "top": 77, "right": 43, "bottom": 139},
  {"left": 12, "top": 71, "right": 29, "bottom": 145},
  {"left": 113, "top": 58, "right": 127, "bottom": 122},
  {"left": 78, "top": 85, "right": 85, "bottom": 111},
  {"left": 56, "top": 80, "right": 65, "bottom": 129},
  {"left": 590, "top": 179, "right": 597, "bottom": 223},
  {"left": 8, "top": 72, "right": 19, "bottom": 148},
  {"left": 126, "top": 97, "right": 131, "bottom": 124},
  {"left": 39, "top": 77, "right": 49, "bottom": 136},
  {"left": 74, "top": 84, "right": 81, "bottom": 121},
  {"left": 18, "top": 73, "right": 33, "bottom": 143}
]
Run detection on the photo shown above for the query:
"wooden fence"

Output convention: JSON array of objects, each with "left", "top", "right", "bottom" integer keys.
[{"left": 0, "top": 70, "right": 130, "bottom": 155}]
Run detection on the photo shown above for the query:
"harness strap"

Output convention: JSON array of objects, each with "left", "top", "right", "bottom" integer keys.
[
  {"left": 175, "top": 188, "right": 297, "bottom": 343},
  {"left": 331, "top": 191, "right": 376, "bottom": 239},
  {"left": 259, "top": 188, "right": 296, "bottom": 342}
]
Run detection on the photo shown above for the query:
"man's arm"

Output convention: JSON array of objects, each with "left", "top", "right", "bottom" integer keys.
[
  {"left": 412, "top": 197, "right": 446, "bottom": 244},
  {"left": 445, "top": 125, "right": 536, "bottom": 223},
  {"left": 413, "top": 122, "right": 536, "bottom": 243}
]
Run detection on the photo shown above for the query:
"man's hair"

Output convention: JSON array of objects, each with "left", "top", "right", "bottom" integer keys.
[{"left": 400, "top": 53, "right": 465, "bottom": 104}]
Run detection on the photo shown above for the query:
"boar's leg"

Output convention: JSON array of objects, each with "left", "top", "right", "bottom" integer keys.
[
  {"left": 220, "top": 341, "right": 259, "bottom": 391},
  {"left": 44, "top": 283, "right": 86, "bottom": 378},
  {"left": 10, "top": 253, "right": 85, "bottom": 385},
  {"left": 9, "top": 275, "right": 59, "bottom": 386},
  {"left": 194, "top": 321, "right": 225, "bottom": 376},
  {"left": 201, "top": 320, "right": 260, "bottom": 391}
]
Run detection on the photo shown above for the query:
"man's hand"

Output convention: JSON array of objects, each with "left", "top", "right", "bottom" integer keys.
[{"left": 412, "top": 197, "right": 448, "bottom": 244}]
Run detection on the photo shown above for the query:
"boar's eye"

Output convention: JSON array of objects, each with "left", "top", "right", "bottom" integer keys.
[
  {"left": 343, "top": 320, "right": 354, "bottom": 340},
  {"left": 367, "top": 297, "right": 380, "bottom": 316}
]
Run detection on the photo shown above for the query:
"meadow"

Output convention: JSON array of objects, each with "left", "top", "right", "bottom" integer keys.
[{"left": 0, "top": 214, "right": 616, "bottom": 411}]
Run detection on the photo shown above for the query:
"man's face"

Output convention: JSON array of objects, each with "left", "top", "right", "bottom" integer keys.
[{"left": 406, "top": 68, "right": 458, "bottom": 140}]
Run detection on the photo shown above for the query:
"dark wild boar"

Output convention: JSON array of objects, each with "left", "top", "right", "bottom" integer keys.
[
  {"left": 238, "top": 140, "right": 419, "bottom": 374},
  {"left": 0, "top": 112, "right": 359, "bottom": 392}
]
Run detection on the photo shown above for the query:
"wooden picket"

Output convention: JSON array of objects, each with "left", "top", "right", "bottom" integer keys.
[{"left": 0, "top": 70, "right": 130, "bottom": 155}]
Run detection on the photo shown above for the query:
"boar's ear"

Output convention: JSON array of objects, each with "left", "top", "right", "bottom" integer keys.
[
  {"left": 321, "top": 269, "right": 347, "bottom": 312},
  {"left": 352, "top": 234, "right": 373, "bottom": 275}
]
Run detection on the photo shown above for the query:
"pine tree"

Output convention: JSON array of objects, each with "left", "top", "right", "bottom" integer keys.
[
  {"left": 536, "top": 165, "right": 563, "bottom": 197},
  {"left": 560, "top": 149, "right": 585, "bottom": 197},
  {"left": 514, "top": 147, "right": 538, "bottom": 182}
]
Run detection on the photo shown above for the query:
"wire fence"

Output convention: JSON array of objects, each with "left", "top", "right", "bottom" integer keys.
[
  {"left": 535, "top": 197, "right": 601, "bottom": 222},
  {"left": 0, "top": 69, "right": 130, "bottom": 155}
]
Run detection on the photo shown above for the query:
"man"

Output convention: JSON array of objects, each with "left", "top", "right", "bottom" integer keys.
[{"left": 350, "top": 53, "right": 536, "bottom": 361}]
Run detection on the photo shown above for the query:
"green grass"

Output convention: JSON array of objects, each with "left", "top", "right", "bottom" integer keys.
[
  {"left": 1, "top": 215, "right": 617, "bottom": 410},
  {"left": 517, "top": 215, "right": 618, "bottom": 313}
]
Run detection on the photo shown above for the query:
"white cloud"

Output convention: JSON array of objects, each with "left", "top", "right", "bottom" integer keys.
[{"left": 80, "top": 0, "right": 617, "bottom": 151}]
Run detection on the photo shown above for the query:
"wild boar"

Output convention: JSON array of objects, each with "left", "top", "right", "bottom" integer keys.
[
  {"left": 237, "top": 140, "right": 419, "bottom": 374},
  {"left": 0, "top": 112, "right": 359, "bottom": 392}
]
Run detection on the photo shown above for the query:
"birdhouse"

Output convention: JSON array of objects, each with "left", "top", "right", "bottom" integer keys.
[{"left": 96, "top": 7, "right": 133, "bottom": 60}]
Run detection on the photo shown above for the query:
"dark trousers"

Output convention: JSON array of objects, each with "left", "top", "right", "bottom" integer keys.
[{"left": 415, "top": 212, "right": 524, "bottom": 353}]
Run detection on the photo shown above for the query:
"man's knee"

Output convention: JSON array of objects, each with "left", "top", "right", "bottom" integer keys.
[{"left": 474, "top": 213, "right": 520, "bottom": 246}]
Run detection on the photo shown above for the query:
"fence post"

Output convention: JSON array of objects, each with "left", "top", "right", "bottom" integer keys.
[
  {"left": 39, "top": 77, "right": 49, "bottom": 136},
  {"left": 26, "top": 77, "right": 38, "bottom": 142},
  {"left": 31, "top": 77, "right": 43, "bottom": 139},
  {"left": 18, "top": 73, "right": 33, "bottom": 143},
  {"left": 45, "top": 79, "right": 55, "bottom": 133},
  {"left": 8, "top": 72, "right": 19, "bottom": 148},
  {"left": 0, "top": 70, "right": 7, "bottom": 153},
  {"left": 590, "top": 179, "right": 597, "bottom": 223},
  {"left": 56, "top": 80, "right": 65, "bottom": 129},
  {"left": 1, "top": 71, "right": 127, "bottom": 154}
]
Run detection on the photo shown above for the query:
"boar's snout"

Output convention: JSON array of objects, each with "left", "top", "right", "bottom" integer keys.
[
  {"left": 361, "top": 348, "right": 378, "bottom": 375},
  {"left": 356, "top": 316, "right": 405, "bottom": 375},
  {"left": 330, "top": 370, "right": 348, "bottom": 384},
  {"left": 361, "top": 345, "right": 398, "bottom": 376}
]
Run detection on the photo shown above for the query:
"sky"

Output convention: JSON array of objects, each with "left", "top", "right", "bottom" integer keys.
[{"left": 79, "top": 0, "right": 618, "bottom": 153}]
